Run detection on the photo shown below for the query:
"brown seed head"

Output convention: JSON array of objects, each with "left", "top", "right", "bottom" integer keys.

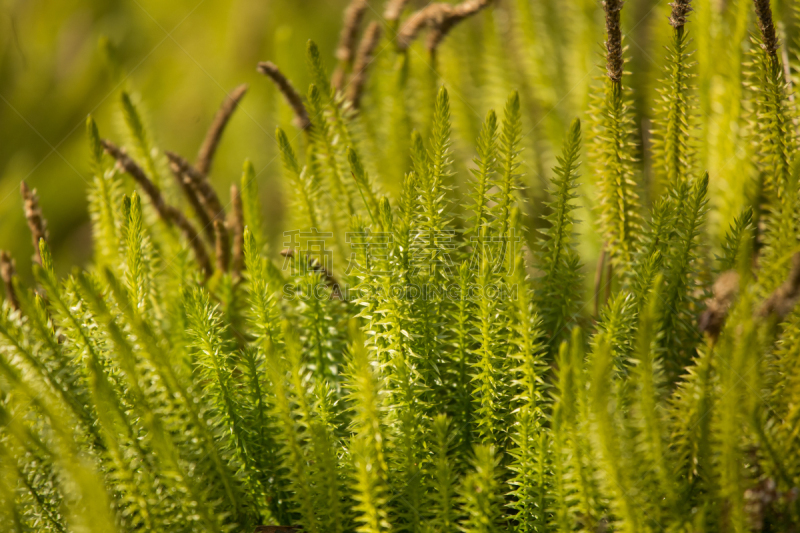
[
  {"left": 257, "top": 61, "right": 311, "bottom": 131},
  {"left": 336, "top": 0, "right": 369, "bottom": 64},
  {"left": 668, "top": 0, "right": 692, "bottom": 30},
  {"left": 20, "top": 181, "right": 49, "bottom": 266},
  {"left": 603, "top": 0, "right": 624, "bottom": 84},
  {"left": 196, "top": 83, "right": 248, "bottom": 176},
  {"left": 753, "top": 0, "right": 779, "bottom": 57},
  {"left": 0, "top": 251, "right": 20, "bottom": 311},
  {"left": 102, "top": 139, "right": 212, "bottom": 278},
  {"left": 347, "top": 21, "right": 383, "bottom": 110}
]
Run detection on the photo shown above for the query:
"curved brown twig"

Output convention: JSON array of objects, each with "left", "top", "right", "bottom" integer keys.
[
  {"left": 165, "top": 151, "right": 226, "bottom": 223},
  {"left": 167, "top": 162, "right": 215, "bottom": 243},
  {"left": 102, "top": 140, "right": 213, "bottom": 278},
  {"left": 332, "top": 0, "right": 370, "bottom": 91},
  {"left": 20, "top": 181, "right": 48, "bottom": 265},
  {"left": 347, "top": 21, "right": 383, "bottom": 110},
  {"left": 0, "top": 251, "right": 20, "bottom": 311},
  {"left": 397, "top": 0, "right": 491, "bottom": 53},
  {"left": 426, "top": 0, "right": 491, "bottom": 53},
  {"left": 397, "top": 5, "right": 438, "bottom": 51},
  {"left": 257, "top": 61, "right": 311, "bottom": 131},
  {"left": 196, "top": 84, "right": 249, "bottom": 176},
  {"left": 166, "top": 150, "right": 229, "bottom": 273}
]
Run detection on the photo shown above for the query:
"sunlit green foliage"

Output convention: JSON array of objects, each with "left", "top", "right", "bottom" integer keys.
[{"left": 2, "top": 1, "right": 800, "bottom": 532}]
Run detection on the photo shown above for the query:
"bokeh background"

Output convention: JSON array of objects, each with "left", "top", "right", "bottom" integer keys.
[
  {"left": 1, "top": 0, "right": 797, "bottom": 283},
  {"left": 0, "top": 0, "right": 356, "bottom": 279}
]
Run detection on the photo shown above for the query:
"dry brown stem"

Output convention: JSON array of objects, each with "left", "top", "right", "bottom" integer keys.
[
  {"left": 0, "top": 251, "right": 20, "bottom": 311},
  {"left": 257, "top": 62, "right": 312, "bottom": 131},
  {"left": 102, "top": 139, "right": 213, "bottom": 277},
  {"left": 196, "top": 84, "right": 248, "bottom": 176},
  {"left": 347, "top": 21, "right": 383, "bottom": 110},
  {"left": 20, "top": 181, "right": 48, "bottom": 265}
]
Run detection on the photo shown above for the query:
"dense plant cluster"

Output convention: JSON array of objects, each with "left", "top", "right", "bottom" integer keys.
[{"left": 1, "top": 0, "right": 800, "bottom": 532}]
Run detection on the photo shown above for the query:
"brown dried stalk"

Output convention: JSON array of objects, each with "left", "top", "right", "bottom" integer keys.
[
  {"left": 668, "top": 0, "right": 692, "bottom": 31},
  {"left": 397, "top": 0, "right": 491, "bottom": 52},
  {"left": 603, "top": 0, "right": 624, "bottom": 84},
  {"left": 166, "top": 151, "right": 230, "bottom": 272},
  {"left": 257, "top": 62, "right": 311, "bottom": 131},
  {"left": 332, "top": 0, "right": 370, "bottom": 90},
  {"left": 758, "top": 252, "right": 800, "bottom": 320},
  {"left": 102, "top": 139, "right": 213, "bottom": 278},
  {"left": 229, "top": 184, "right": 245, "bottom": 279},
  {"left": 20, "top": 181, "right": 48, "bottom": 265},
  {"left": 384, "top": 0, "right": 410, "bottom": 22},
  {"left": 165, "top": 151, "right": 226, "bottom": 223},
  {"left": 347, "top": 21, "right": 383, "bottom": 110},
  {"left": 397, "top": 5, "right": 437, "bottom": 51},
  {"left": 337, "top": 0, "right": 369, "bottom": 63},
  {"left": 103, "top": 140, "right": 166, "bottom": 215},
  {"left": 0, "top": 251, "right": 20, "bottom": 311},
  {"left": 196, "top": 84, "right": 248, "bottom": 176},
  {"left": 753, "top": 0, "right": 779, "bottom": 57},
  {"left": 426, "top": 0, "right": 491, "bottom": 53},
  {"left": 168, "top": 163, "right": 215, "bottom": 243},
  {"left": 699, "top": 270, "right": 740, "bottom": 341}
]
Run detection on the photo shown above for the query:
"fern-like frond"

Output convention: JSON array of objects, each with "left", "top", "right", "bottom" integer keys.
[
  {"left": 718, "top": 207, "right": 754, "bottom": 271},
  {"left": 659, "top": 174, "right": 709, "bottom": 382},
  {"left": 535, "top": 118, "right": 583, "bottom": 350},
  {"left": 346, "top": 326, "right": 392, "bottom": 533},
  {"left": 649, "top": 0, "right": 697, "bottom": 194},
  {"left": 590, "top": 0, "right": 642, "bottom": 268},
  {"left": 459, "top": 445, "right": 502, "bottom": 533}
]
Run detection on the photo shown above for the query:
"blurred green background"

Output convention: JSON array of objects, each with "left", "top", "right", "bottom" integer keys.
[
  {"left": 3, "top": 0, "right": 798, "bottom": 285},
  {"left": 0, "top": 0, "right": 357, "bottom": 279},
  {"left": 0, "top": 0, "right": 668, "bottom": 284}
]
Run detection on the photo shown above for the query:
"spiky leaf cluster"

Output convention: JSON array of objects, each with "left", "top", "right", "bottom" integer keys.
[{"left": 2, "top": 2, "right": 800, "bottom": 533}]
